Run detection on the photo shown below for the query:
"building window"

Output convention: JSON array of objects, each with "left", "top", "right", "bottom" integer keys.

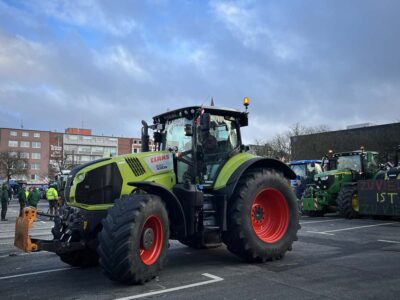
[
  {"left": 33, "top": 132, "right": 40, "bottom": 138},
  {"left": 31, "top": 153, "right": 41, "bottom": 159},
  {"left": 92, "top": 146, "right": 103, "bottom": 154},
  {"left": 20, "top": 141, "right": 30, "bottom": 148},
  {"left": 80, "top": 156, "right": 91, "bottom": 162},
  {"left": 9, "top": 152, "right": 18, "bottom": 157},
  {"left": 68, "top": 135, "right": 78, "bottom": 140},
  {"left": 78, "top": 146, "right": 91, "bottom": 153},
  {"left": 32, "top": 142, "right": 41, "bottom": 148},
  {"left": 133, "top": 149, "right": 137, "bottom": 153},
  {"left": 22, "top": 132, "right": 29, "bottom": 137},
  {"left": 133, "top": 140, "right": 137, "bottom": 144},
  {"left": 8, "top": 140, "right": 18, "bottom": 147},
  {"left": 30, "top": 163, "right": 40, "bottom": 170},
  {"left": 31, "top": 174, "right": 40, "bottom": 180},
  {"left": 82, "top": 136, "right": 92, "bottom": 141},
  {"left": 20, "top": 152, "right": 29, "bottom": 159},
  {"left": 10, "top": 131, "right": 17, "bottom": 136}
]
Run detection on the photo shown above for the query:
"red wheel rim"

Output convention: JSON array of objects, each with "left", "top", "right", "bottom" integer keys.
[
  {"left": 251, "top": 188, "right": 289, "bottom": 243},
  {"left": 139, "top": 215, "right": 164, "bottom": 265}
]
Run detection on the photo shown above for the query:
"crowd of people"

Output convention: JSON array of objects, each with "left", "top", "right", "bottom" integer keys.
[{"left": 0, "top": 183, "right": 60, "bottom": 221}]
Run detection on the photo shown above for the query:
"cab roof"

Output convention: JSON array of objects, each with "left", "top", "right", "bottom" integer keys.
[
  {"left": 153, "top": 106, "right": 248, "bottom": 126},
  {"left": 288, "top": 160, "right": 322, "bottom": 165},
  {"left": 333, "top": 150, "right": 378, "bottom": 157}
]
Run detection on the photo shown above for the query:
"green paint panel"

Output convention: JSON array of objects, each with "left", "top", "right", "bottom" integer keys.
[
  {"left": 67, "top": 151, "right": 176, "bottom": 211},
  {"left": 214, "top": 152, "right": 255, "bottom": 190}
]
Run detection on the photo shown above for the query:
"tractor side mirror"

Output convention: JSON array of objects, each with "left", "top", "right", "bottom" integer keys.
[
  {"left": 153, "top": 132, "right": 162, "bottom": 143},
  {"left": 200, "top": 113, "right": 211, "bottom": 131},
  {"left": 184, "top": 124, "right": 193, "bottom": 136}
]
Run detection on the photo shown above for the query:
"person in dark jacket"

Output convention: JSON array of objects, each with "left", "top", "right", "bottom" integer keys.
[
  {"left": 1, "top": 184, "right": 9, "bottom": 221},
  {"left": 28, "top": 187, "right": 40, "bottom": 208},
  {"left": 18, "top": 185, "right": 27, "bottom": 217}
]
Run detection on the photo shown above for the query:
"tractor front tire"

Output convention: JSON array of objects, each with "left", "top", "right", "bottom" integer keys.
[
  {"left": 97, "top": 194, "right": 169, "bottom": 284},
  {"left": 58, "top": 250, "right": 99, "bottom": 267},
  {"left": 337, "top": 185, "right": 359, "bottom": 219},
  {"left": 52, "top": 209, "right": 99, "bottom": 268},
  {"left": 223, "top": 169, "right": 300, "bottom": 262}
]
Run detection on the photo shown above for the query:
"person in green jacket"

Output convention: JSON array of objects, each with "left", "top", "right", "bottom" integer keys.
[
  {"left": 28, "top": 187, "right": 40, "bottom": 208},
  {"left": 18, "top": 185, "right": 27, "bottom": 217},
  {"left": 1, "top": 184, "right": 9, "bottom": 221}
]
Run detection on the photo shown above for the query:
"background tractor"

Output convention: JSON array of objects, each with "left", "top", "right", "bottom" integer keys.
[
  {"left": 288, "top": 160, "right": 322, "bottom": 200},
  {"left": 301, "top": 149, "right": 379, "bottom": 217},
  {"left": 339, "top": 146, "right": 400, "bottom": 218},
  {"left": 15, "top": 100, "right": 300, "bottom": 284}
]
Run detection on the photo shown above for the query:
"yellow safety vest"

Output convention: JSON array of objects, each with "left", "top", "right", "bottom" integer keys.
[{"left": 46, "top": 188, "right": 58, "bottom": 201}]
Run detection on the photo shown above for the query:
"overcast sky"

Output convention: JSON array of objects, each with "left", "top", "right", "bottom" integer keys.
[{"left": 1, "top": 0, "right": 399, "bottom": 143}]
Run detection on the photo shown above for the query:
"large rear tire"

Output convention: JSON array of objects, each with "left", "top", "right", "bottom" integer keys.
[
  {"left": 337, "top": 185, "right": 359, "bottom": 219},
  {"left": 222, "top": 169, "right": 300, "bottom": 262},
  {"left": 97, "top": 194, "right": 169, "bottom": 284}
]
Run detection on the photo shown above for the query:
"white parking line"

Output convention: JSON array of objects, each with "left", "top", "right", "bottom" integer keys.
[
  {"left": 300, "top": 219, "right": 341, "bottom": 225},
  {"left": 307, "top": 222, "right": 398, "bottom": 235},
  {"left": 0, "top": 227, "right": 53, "bottom": 234},
  {"left": 115, "top": 273, "right": 224, "bottom": 300},
  {"left": 378, "top": 239, "right": 400, "bottom": 244},
  {"left": 0, "top": 267, "right": 76, "bottom": 280},
  {"left": 306, "top": 231, "right": 335, "bottom": 236},
  {"left": 0, "top": 233, "right": 52, "bottom": 239}
]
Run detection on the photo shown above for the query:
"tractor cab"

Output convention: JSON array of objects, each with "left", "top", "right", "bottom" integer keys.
[
  {"left": 329, "top": 150, "right": 379, "bottom": 178},
  {"left": 150, "top": 106, "right": 248, "bottom": 187}
]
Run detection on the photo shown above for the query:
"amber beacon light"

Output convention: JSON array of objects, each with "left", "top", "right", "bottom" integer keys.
[{"left": 243, "top": 97, "right": 250, "bottom": 110}]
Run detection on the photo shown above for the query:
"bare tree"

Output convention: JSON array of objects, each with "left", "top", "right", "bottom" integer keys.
[
  {"left": 48, "top": 152, "right": 78, "bottom": 179},
  {"left": 0, "top": 151, "right": 29, "bottom": 182},
  {"left": 253, "top": 123, "right": 330, "bottom": 162}
]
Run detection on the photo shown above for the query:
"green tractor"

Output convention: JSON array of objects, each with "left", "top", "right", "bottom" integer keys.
[
  {"left": 301, "top": 149, "right": 380, "bottom": 217},
  {"left": 15, "top": 101, "right": 300, "bottom": 284}
]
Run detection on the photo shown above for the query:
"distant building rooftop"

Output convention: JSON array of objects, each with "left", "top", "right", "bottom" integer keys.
[{"left": 346, "top": 123, "right": 375, "bottom": 130}]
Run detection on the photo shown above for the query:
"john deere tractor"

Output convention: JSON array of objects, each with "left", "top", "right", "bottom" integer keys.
[
  {"left": 301, "top": 149, "right": 379, "bottom": 217},
  {"left": 15, "top": 100, "right": 300, "bottom": 284}
]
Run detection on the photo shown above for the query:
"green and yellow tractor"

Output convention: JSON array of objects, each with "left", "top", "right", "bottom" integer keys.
[
  {"left": 15, "top": 100, "right": 300, "bottom": 284},
  {"left": 301, "top": 149, "right": 380, "bottom": 217}
]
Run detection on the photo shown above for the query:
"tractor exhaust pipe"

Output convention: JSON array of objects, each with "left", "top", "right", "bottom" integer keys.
[{"left": 141, "top": 120, "right": 150, "bottom": 152}]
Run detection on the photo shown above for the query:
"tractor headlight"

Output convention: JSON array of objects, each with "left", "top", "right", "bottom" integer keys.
[
  {"left": 76, "top": 173, "right": 86, "bottom": 182},
  {"left": 320, "top": 176, "right": 329, "bottom": 181}
]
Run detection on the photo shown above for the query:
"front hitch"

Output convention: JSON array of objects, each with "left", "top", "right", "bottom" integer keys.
[{"left": 14, "top": 207, "right": 85, "bottom": 253}]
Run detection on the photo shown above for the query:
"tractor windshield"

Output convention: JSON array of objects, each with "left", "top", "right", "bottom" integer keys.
[
  {"left": 337, "top": 155, "right": 362, "bottom": 172},
  {"left": 161, "top": 117, "right": 193, "bottom": 152},
  {"left": 290, "top": 164, "right": 306, "bottom": 178}
]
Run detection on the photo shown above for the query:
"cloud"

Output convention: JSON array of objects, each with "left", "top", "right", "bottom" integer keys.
[
  {"left": 94, "top": 45, "right": 151, "bottom": 81},
  {"left": 0, "top": 0, "right": 400, "bottom": 145},
  {"left": 25, "top": 0, "right": 137, "bottom": 36}
]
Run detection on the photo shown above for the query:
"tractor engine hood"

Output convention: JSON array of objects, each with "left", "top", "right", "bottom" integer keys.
[
  {"left": 65, "top": 152, "right": 176, "bottom": 209},
  {"left": 314, "top": 169, "right": 352, "bottom": 190}
]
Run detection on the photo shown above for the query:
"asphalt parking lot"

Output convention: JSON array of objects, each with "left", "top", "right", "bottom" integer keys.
[{"left": 1, "top": 200, "right": 399, "bottom": 300}]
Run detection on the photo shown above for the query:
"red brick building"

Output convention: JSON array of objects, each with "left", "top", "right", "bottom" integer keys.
[{"left": 0, "top": 127, "right": 152, "bottom": 183}]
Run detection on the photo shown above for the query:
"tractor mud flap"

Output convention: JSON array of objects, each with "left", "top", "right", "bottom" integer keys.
[{"left": 14, "top": 207, "right": 39, "bottom": 252}]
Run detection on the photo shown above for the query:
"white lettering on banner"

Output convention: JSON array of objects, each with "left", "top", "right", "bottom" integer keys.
[{"left": 144, "top": 154, "right": 173, "bottom": 173}]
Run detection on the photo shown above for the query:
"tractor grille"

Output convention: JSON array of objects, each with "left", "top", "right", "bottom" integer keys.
[
  {"left": 75, "top": 163, "right": 122, "bottom": 205},
  {"left": 316, "top": 175, "right": 335, "bottom": 190},
  {"left": 125, "top": 157, "right": 146, "bottom": 176}
]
